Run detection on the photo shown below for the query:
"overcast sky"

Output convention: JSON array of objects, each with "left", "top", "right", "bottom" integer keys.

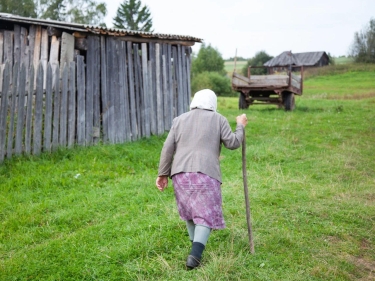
[{"left": 103, "top": 0, "right": 375, "bottom": 59}]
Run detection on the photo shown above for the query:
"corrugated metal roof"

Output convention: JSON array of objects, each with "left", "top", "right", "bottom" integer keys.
[
  {"left": 0, "top": 13, "right": 203, "bottom": 43},
  {"left": 264, "top": 51, "right": 327, "bottom": 67}
]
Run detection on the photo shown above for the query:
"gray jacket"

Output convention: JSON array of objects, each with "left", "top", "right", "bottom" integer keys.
[{"left": 158, "top": 109, "right": 244, "bottom": 183}]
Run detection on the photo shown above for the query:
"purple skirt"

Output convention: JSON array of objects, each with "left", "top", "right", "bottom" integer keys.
[{"left": 172, "top": 172, "right": 225, "bottom": 229}]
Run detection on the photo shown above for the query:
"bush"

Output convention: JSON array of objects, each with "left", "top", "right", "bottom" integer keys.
[{"left": 191, "top": 71, "right": 235, "bottom": 97}]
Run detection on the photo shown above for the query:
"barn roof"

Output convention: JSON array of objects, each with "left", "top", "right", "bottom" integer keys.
[
  {"left": 264, "top": 51, "right": 327, "bottom": 67},
  {"left": 0, "top": 13, "right": 203, "bottom": 43}
]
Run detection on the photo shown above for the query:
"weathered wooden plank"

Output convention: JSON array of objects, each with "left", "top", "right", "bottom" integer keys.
[
  {"left": 180, "top": 45, "right": 187, "bottom": 112},
  {"left": 113, "top": 39, "right": 123, "bottom": 143},
  {"left": 33, "top": 63, "right": 44, "bottom": 155},
  {"left": 185, "top": 47, "right": 192, "bottom": 110},
  {"left": 60, "top": 32, "right": 75, "bottom": 71},
  {"left": 4, "top": 30, "right": 13, "bottom": 66},
  {"left": 0, "top": 62, "right": 10, "bottom": 162},
  {"left": 15, "top": 64, "right": 26, "bottom": 155},
  {"left": 92, "top": 36, "right": 101, "bottom": 143},
  {"left": 33, "top": 26, "right": 42, "bottom": 65},
  {"left": 0, "top": 32, "right": 4, "bottom": 65},
  {"left": 167, "top": 44, "right": 174, "bottom": 120},
  {"left": 41, "top": 28, "right": 48, "bottom": 89},
  {"left": 155, "top": 43, "right": 163, "bottom": 135},
  {"left": 68, "top": 61, "right": 76, "bottom": 147},
  {"left": 120, "top": 41, "right": 132, "bottom": 141},
  {"left": 149, "top": 42, "right": 156, "bottom": 135},
  {"left": 25, "top": 66, "right": 34, "bottom": 154},
  {"left": 100, "top": 36, "right": 108, "bottom": 142},
  {"left": 49, "top": 35, "right": 60, "bottom": 89},
  {"left": 162, "top": 53, "right": 169, "bottom": 130},
  {"left": 20, "top": 27, "right": 29, "bottom": 69},
  {"left": 127, "top": 41, "right": 137, "bottom": 140},
  {"left": 117, "top": 36, "right": 195, "bottom": 47},
  {"left": 133, "top": 43, "right": 142, "bottom": 139},
  {"left": 28, "top": 25, "right": 36, "bottom": 66},
  {"left": 43, "top": 63, "right": 53, "bottom": 152},
  {"left": 141, "top": 43, "right": 150, "bottom": 137},
  {"left": 14, "top": 25, "right": 21, "bottom": 64},
  {"left": 85, "top": 36, "right": 95, "bottom": 145},
  {"left": 59, "top": 63, "right": 68, "bottom": 147},
  {"left": 105, "top": 37, "right": 115, "bottom": 143},
  {"left": 76, "top": 55, "right": 85, "bottom": 146},
  {"left": 52, "top": 66, "right": 60, "bottom": 150},
  {"left": 173, "top": 46, "right": 183, "bottom": 116},
  {"left": 6, "top": 63, "right": 19, "bottom": 158},
  {"left": 118, "top": 41, "right": 130, "bottom": 142}
]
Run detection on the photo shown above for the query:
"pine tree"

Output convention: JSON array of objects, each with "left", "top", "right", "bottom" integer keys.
[{"left": 113, "top": 0, "right": 153, "bottom": 32}]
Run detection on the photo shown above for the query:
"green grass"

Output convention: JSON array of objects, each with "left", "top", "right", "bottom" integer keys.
[
  {"left": 1, "top": 65, "right": 375, "bottom": 280},
  {"left": 225, "top": 60, "right": 247, "bottom": 76}
]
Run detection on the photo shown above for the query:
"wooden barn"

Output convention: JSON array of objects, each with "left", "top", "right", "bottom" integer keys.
[
  {"left": 264, "top": 51, "right": 329, "bottom": 73},
  {"left": 0, "top": 13, "right": 202, "bottom": 162}
]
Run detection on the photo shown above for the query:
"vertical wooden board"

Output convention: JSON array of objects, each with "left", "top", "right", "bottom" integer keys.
[
  {"left": 76, "top": 56, "right": 85, "bottom": 146},
  {"left": 172, "top": 46, "right": 182, "bottom": 116},
  {"left": 85, "top": 36, "right": 94, "bottom": 145},
  {"left": 141, "top": 43, "right": 150, "bottom": 137},
  {"left": 52, "top": 66, "right": 60, "bottom": 150},
  {"left": 167, "top": 44, "right": 174, "bottom": 120},
  {"left": 100, "top": 36, "right": 108, "bottom": 142},
  {"left": 105, "top": 37, "right": 115, "bottom": 143},
  {"left": 24, "top": 66, "right": 34, "bottom": 154},
  {"left": 0, "top": 32, "right": 4, "bottom": 64},
  {"left": 14, "top": 25, "right": 21, "bottom": 64},
  {"left": 15, "top": 64, "right": 27, "bottom": 155},
  {"left": 59, "top": 64, "right": 68, "bottom": 147},
  {"left": 33, "top": 26, "right": 41, "bottom": 65},
  {"left": 33, "top": 63, "right": 44, "bottom": 155},
  {"left": 0, "top": 63, "right": 10, "bottom": 162},
  {"left": 4, "top": 30, "right": 13, "bottom": 79},
  {"left": 149, "top": 43, "right": 156, "bottom": 135},
  {"left": 162, "top": 54, "right": 169, "bottom": 130},
  {"left": 133, "top": 43, "right": 142, "bottom": 139},
  {"left": 155, "top": 43, "right": 163, "bottom": 135},
  {"left": 120, "top": 41, "right": 131, "bottom": 142},
  {"left": 126, "top": 41, "right": 137, "bottom": 140},
  {"left": 92, "top": 36, "right": 101, "bottom": 143},
  {"left": 60, "top": 32, "right": 75, "bottom": 72},
  {"left": 186, "top": 47, "right": 192, "bottom": 107},
  {"left": 177, "top": 45, "right": 185, "bottom": 114},
  {"left": 180, "top": 45, "right": 187, "bottom": 112},
  {"left": 49, "top": 35, "right": 60, "bottom": 87},
  {"left": 112, "top": 39, "right": 121, "bottom": 143},
  {"left": 6, "top": 63, "right": 19, "bottom": 158},
  {"left": 20, "top": 27, "right": 28, "bottom": 68},
  {"left": 43, "top": 63, "right": 53, "bottom": 152},
  {"left": 68, "top": 61, "right": 76, "bottom": 147},
  {"left": 41, "top": 29, "right": 48, "bottom": 89},
  {"left": 118, "top": 41, "right": 128, "bottom": 142}
]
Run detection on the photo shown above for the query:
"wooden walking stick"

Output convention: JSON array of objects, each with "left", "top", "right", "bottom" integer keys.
[{"left": 242, "top": 130, "right": 255, "bottom": 253}]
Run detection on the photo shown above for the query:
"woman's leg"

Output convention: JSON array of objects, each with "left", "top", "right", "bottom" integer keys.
[
  {"left": 186, "top": 219, "right": 195, "bottom": 242},
  {"left": 186, "top": 224, "right": 211, "bottom": 270}
]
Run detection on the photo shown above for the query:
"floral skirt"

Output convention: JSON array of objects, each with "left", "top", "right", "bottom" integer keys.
[{"left": 172, "top": 172, "right": 225, "bottom": 229}]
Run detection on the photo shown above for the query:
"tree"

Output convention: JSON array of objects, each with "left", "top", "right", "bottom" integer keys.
[
  {"left": 38, "top": 0, "right": 107, "bottom": 26},
  {"left": 350, "top": 18, "right": 375, "bottom": 63},
  {"left": 0, "top": 0, "right": 37, "bottom": 17},
  {"left": 113, "top": 0, "right": 153, "bottom": 32},
  {"left": 191, "top": 44, "right": 226, "bottom": 76},
  {"left": 241, "top": 50, "right": 273, "bottom": 76},
  {"left": 191, "top": 71, "right": 234, "bottom": 97}
]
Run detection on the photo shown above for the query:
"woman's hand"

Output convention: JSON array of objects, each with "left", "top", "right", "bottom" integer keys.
[
  {"left": 236, "top": 114, "right": 248, "bottom": 127},
  {"left": 156, "top": 176, "right": 168, "bottom": 191}
]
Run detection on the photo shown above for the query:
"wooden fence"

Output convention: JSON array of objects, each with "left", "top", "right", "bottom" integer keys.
[{"left": 0, "top": 39, "right": 192, "bottom": 163}]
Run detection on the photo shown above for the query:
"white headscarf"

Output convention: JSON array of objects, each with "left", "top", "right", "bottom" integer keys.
[{"left": 189, "top": 89, "right": 217, "bottom": 111}]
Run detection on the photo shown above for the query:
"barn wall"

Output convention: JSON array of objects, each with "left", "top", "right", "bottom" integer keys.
[{"left": 0, "top": 22, "right": 192, "bottom": 162}]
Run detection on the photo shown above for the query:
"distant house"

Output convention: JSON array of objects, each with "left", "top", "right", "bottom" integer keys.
[{"left": 264, "top": 51, "right": 329, "bottom": 73}]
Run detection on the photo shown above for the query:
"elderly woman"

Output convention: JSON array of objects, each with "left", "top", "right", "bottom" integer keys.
[{"left": 156, "top": 89, "right": 248, "bottom": 270}]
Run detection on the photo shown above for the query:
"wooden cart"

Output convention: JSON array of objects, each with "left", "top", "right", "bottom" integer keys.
[{"left": 232, "top": 66, "right": 303, "bottom": 111}]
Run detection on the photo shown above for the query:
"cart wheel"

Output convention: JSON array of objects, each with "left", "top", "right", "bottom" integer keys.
[
  {"left": 282, "top": 92, "right": 295, "bottom": 111},
  {"left": 239, "top": 93, "right": 249, "bottom": 109}
]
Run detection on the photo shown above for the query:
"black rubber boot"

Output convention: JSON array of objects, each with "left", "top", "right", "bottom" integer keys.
[{"left": 186, "top": 242, "right": 205, "bottom": 270}]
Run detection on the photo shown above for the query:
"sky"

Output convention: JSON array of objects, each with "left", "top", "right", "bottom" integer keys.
[{"left": 103, "top": 0, "right": 375, "bottom": 59}]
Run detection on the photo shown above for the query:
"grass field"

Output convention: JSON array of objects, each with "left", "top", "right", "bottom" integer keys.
[{"left": 1, "top": 64, "right": 374, "bottom": 280}]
